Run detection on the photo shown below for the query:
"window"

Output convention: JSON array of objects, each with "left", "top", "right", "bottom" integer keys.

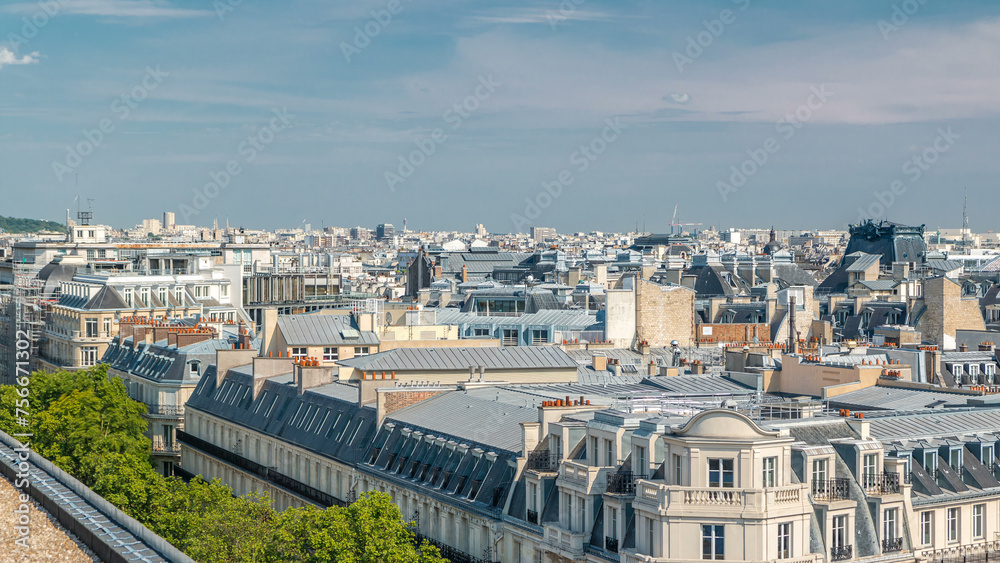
[
  {"left": 832, "top": 515, "right": 847, "bottom": 549},
  {"left": 354, "top": 346, "right": 370, "bottom": 357},
  {"left": 605, "top": 439, "right": 614, "bottom": 467},
  {"left": 983, "top": 444, "right": 995, "bottom": 469},
  {"left": 812, "top": 458, "right": 828, "bottom": 492},
  {"left": 175, "top": 287, "right": 184, "bottom": 303},
  {"left": 608, "top": 506, "right": 618, "bottom": 540},
  {"left": 708, "top": 459, "right": 734, "bottom": 488},
  {"left": 763, "top": 457, "right": 777, "bottom": 488},
  {"left": 291, "top": 347, "right": 308, "bottom": 358},
  {"left": 85, "top": 318, "right": 98, "bottom": 338},
  {"left": 140, "top": 287, "right": 150, "bottom": 305},
  {"left": 777, "top": 522, "right": 791, "bottom": 559},
  {"left": 674, "top": 454, "right": 683, "bottom": 485},
  {"left": 472, "top": 328, "right": 490, "bottom": 337},
  {"left": 647, "top": 518, "right": 656, "bottom": 557},
  {"left": 924, "top": 450, "right": 938, "bottom": 475},
  {"left": 636, "top": 446, "right": 647, "bottom": 475},
  {"left": 323, "top": 347, "right": 339, "bottom": 361},
  {"left": 103, "top": 318, "right": 110, "bottom": 335},
  {"left": 188, "top": 361, "right": 200, "bottom": 376},
  {"left": 953, "top": 364, "right": 964, "bottom": 379},
  {"left": 884, "top": 508, "right": 897, "bottom": 542},
  {"left": 158, "top": 287, "right": 167, "bottom": 303},
  {"left": 921, "top": 512, "right": 933, "bottom": 545},
  {"left": 974, "top": 504, "right": 985, "bottom": 539},
  {"left": 123, "top": 288, "right": 134, "bottom": 308},
  {"left": 702, "top": 525, "right": 723, "bottom": 560},
  {"left": 987, "top": 364, "right": 996, "bottom": 382},
  {"left": 947, "top": 507, "right": 959, "bottom": 542},
  {"left": 81, "top": 346, "right": 99, "bottom": 367},
  {"left": 949, "top": 447, "right": 963, "bottom": 472},
  {"left": 590, "top": 437, "right": 598, "bottom": 463},
  {"left": 863, "top": 453, "right": 877, "bottom": 479},
  {"left": 531, "top": 329, "right": 549, "bottom": 344}
]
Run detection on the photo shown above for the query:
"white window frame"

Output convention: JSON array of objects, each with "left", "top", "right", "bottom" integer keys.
[
  {"left": 832, "top": 515, "right": 848, "bottom": 549},
  {"left": 763, "top": 456, "right": 777, "bottom": 488},
  {"left": 708, "top": 458, "right": 734, "bottom": 488},
  {"left": 291, "top": 347, "right": 308, "bottom": 359},
  {"left": 702, "top": 524, "right": 723, "bottom": 560},
  {"left": 777, "top": 522, "right": 791, "bottom": 560},
  {"left": 974, "top": 504, "right": 985, "bottom": 539},
  {"left": 883, "top": 508, "right": 897, "bottom": 542},
  {"left": 921, "top": 511, "right": 933, "bottom": 545},
  {"left": 947, "top": 507, "right": 959, "bottom": 543},
  {"left": 323, "top": 347, "right": 339, "bottom": 361}
]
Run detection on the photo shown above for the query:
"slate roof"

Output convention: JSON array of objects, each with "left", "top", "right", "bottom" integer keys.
[
  {"left": 277, "top": 314, "right": 379, "bottom": 346},
  {"left": 866, "top": 408, "right": 1000, "bottom": 440},
  {"left": 386, "top": 392, "right": 536, "bottom": 452},
  {"left": 337, "top": 346, "right": 578, "bottom": 372},
  {"left": 826, "top": 385, "right": 974, "bottom": 411}
]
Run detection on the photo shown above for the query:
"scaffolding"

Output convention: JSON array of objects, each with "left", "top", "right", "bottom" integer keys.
[{"left": 0, "top": 262, "right": 47, "bottom": 384}]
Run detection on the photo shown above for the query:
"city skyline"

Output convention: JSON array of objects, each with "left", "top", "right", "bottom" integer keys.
[{"left": 2, "top": 0, "right": 1000, "bottom": 232}]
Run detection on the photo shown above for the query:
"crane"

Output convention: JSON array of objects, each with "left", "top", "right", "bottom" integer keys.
[{"left": 670, "top": 204, "right": 702, "bottom": 234}]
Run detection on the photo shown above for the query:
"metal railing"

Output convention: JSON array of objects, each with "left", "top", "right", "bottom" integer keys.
[
  {"left": 812, "top": 478, "right": 851, "bottom": 501},
  {"left": 526, "top": 450, "right": 558, "bottom": 472},
  {"left": 606, "top": 472, "right": 645, "bottom": 496},
  {"left": 526, "top": 509, "right": 538, "bottom": 524},
  {"left": 862, "top": 471, "right": 900, "bottom": 495},
  {"left": 831, "top": 545, "right": 853, "bottom": 561},
  {"left": 151, "top": 442, "right": 182, "bottom": 454},
  {"left": 924, "top": 540, "right": 1000, "bottom": 563},
  {"left": 413, "top": 532, "right": 496, "bottom": 563},
  {"left": 605, "top": 536, "right": 619, "bottom": 553},
  {"left": 882, "top": 537, "right": 903, "bottom": 553},
  {"left": 145, "top": 404, "right": 183, "bottom": 417},
  {"left": 177, "top": 430, "right": 346, "bottom": 508}
]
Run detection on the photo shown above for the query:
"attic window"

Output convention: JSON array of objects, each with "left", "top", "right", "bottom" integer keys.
[{"left": 188, "top": 361, "right": 201, "bottom": 377}]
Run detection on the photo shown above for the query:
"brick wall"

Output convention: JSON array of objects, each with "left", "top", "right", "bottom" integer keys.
[
  {"left": 382, "top": 390, "right": 445, "bottom": 416},
  {"left": 697, "top": 323, "right": 771, "bottom": 344}
]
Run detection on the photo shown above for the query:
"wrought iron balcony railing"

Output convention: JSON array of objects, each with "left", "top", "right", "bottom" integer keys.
[
  {"left": 526, "top": 450, "right": 558, "bottom": 472},
  {"left": 882, "top": 537, "right": 903, "bottom": 553},
  {"left": 606, "top": 472, "right": 646, "bottom": 496},
  {"left": 862, "top": 471, "right": 900, "bottom": 495},
  {"left": 812, "top": 478, "right": 851, "bottom": 501},
  {"left": 831, "top": 545, "right": 853, "bottom": 561},
  {"left": 526, "top": 509, "right": 538, "bottom": 524},
  {"left": 605, "top": 537, "right": 619, "bottom": 553}
]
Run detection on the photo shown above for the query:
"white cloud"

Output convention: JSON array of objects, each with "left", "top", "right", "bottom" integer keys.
[
  {"left": 0, "top": 48, "right": 39, "bottom": 69},
  {"left": 0, "top": 0, "right": 210, "bottom": 18}
]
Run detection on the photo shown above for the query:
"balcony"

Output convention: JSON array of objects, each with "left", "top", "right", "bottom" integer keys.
[
  {"left": 811, "top": 478, "right": 851, "bottom": 501},
  {"left": 559, "top": 460, "right": 614, "bottom": 494},
  {"left": 606, "top": 472, "right": 645, "bottom": 496},
  {"left": 414, "top": 532, "right": 495, "bottom": 563},
  {"left": 881, "top": 537, "right": 903, "bottom": 553},
  {"left": 177, "top": 430, "right": 347, "bottom": 508},
  {"left": 145, "top": 404, "right": 183, "bottom": 417},
  {"left": 151, "top": 441, "right": 182, "bottom": 455},
  {"left": 862, "top": 471, "right": 900, "bottom": 495},
  {"left": 526, "top": 450, "right": 558, "bottom": 472},
  {"left": 526, "top": 509, "right": 538, "bottom": 524},
  {"left": 544, "top": 524, "right": 587, "bottom": 559},
  {"left": 831, "top": 545, "right": 853, "bottom": 561},
  {"left": 605, "top": 536, "right": 619, "bottom": 553},
  {"left": 634, "top": 482, "right": 807, "bottom": 512}
]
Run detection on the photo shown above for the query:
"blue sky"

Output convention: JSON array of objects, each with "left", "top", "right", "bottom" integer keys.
[{"left": 2, "top": 0, "right": 999, "bottom": 234}]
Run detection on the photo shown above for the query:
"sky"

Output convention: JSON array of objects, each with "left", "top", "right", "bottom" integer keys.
[{"left": 2, "top": 0, "right": 999, "bottom": 234}]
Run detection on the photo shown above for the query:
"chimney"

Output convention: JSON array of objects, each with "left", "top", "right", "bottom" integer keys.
[
  {"left": 647, "top": 361, "right": 658, "bottom": 376},
  {"left": 592, "top": 353, "right": 607, "bottom": 372},
  {"left": 262, "top": 307, "right": 278, "bottom": 355},
  {"left": 892, "top": 261, "right": 910, "bottom": 282},
  {"left": 296, "top": 363, "right": 336, "bottom": 395},
  {"left": 461, "top": 264, "right": 468, "bottom": 283},
  {"left": 960, "top": 343, "right": 969, "bottom": 353},
  {"left": 787, "top": 296, "right": 798, "bottom": 354},
  {"left": 215, "top": 348, "right": 261, "bottom": 391},
  {"left": 251, "top": 355, "right": 295, "bottom": 399}
]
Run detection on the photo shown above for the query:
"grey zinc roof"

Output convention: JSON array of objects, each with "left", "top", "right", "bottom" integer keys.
[
  {"left": 845, "top": 253, "right": 882, "bottom": 272},
  {"left": 277, "top": 314, "right": 380, "bottom": 346},
  {"left": 386, "top": 391, "right": 537, "bottom": 452},
  {"left": 867, "top": 408, "right": 1000, "bottom": 440},
  {"left": 434, "top": 308, "right": 602, "bottom": 330},
  {"left": 857, "top": 280, "right": 899, "bottom": 291},
  {"left": 827, "top": 385, "right": 973, "bottom": 411},
  {"left": 336, "top": 346, "right": 578, "bottom": 371}
]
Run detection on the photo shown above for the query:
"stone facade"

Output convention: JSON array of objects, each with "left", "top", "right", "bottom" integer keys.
[{"left": 635, "top": 278, "right": 695, "bottom": 348}]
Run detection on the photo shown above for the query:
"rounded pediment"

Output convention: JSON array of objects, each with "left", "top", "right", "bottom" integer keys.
[{"left": 673, "top": 409, "right": 779, "bottom": 440}]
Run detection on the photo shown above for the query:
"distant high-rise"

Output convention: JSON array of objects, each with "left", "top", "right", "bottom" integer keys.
[
  {"left": 531, "top": 227, "right": 556, "bottom": 241},
  {"left": 163, "top": 211, "right": 175, "bottom": 232},
  {"left": 377, "top": 223, "right": 395, "bottom": 240}
]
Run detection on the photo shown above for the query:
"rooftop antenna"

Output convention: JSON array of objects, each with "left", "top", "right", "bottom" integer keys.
[{"left": 963, "top": 188, "right": 969, "bottom": 248}]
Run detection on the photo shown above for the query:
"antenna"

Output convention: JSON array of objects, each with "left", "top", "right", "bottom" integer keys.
[{"left": 963, "top": 188, "right": 969, "bottom": 248}]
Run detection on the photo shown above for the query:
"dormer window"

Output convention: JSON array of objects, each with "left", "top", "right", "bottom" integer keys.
[
  {"left": 981, "top": 444, "right": 994, "bottom": 469},
  {"left": 949, "top": 447, "right": 963, "bottom": 472},
  {"left": 188, "top": 361, "right": 201, "bottom": 377},
  {"left": 923, "top": 450, "right": 938, "bottom": 475}
]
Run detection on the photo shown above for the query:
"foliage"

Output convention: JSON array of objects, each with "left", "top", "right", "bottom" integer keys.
[
  {"left": 0, "top": 366, "right": 446, "bottom": 563},
  {"left": 0, "top": 215, "right": 64, "bottom": 233}
]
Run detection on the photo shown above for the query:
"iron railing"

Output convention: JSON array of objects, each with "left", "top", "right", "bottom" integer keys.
[
  {"left": 177, "top": 430, "right": 347, "bottom": 508},
  {"left": 812, "top": 478, "right": 851, "bottom": 501},
  {"left": 151, "top": 442, "right": 182, "bottom": 454},
  {"left": 526, "top": 509, "right": 538, "bottom": 524},
  {"left": 145, "top": 404, "right": 183, "bottom": 417},
  {"left": 862, "top": 471, "right": 900, "bottom": 495},
  {"left": 831, "top": 545, "right": 853, "bottom": 561},
  {"left": 606, "top": 472, "right": 645, "bottom": 496},
  {"left": 882, "top": 537, "right": 903, "bottom": 553},
  {"left": 924, "top": 540, "right": 1000, "bottom": 563},
  {"left": 526, "top": 450, "right": 558, "bottom": 472},
  {"left": 414, "top": 532, "right": 496, "bottom": 563},
  {"left": 605, "top": 537, "right": 619, "bottom": 553}
]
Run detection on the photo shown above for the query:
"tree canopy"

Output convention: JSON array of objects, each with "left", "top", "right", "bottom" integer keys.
[{"left": 0, "top": 366, "right": 444, "bottom": 563}]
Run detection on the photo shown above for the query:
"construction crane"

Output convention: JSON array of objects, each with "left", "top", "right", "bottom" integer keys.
[{"left": 670, "top": 204, "right": 702, "bottom": 234}]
